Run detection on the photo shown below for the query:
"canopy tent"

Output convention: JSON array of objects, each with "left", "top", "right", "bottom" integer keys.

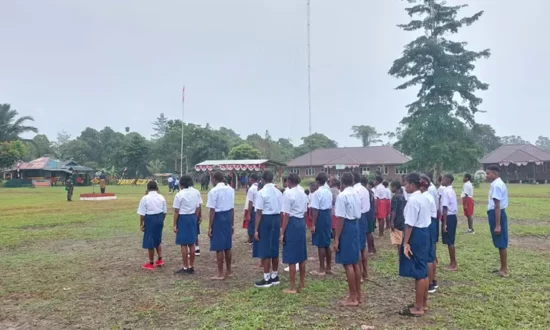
[{"left": 194, "top": 159, "right": 286, "bottom": 189}]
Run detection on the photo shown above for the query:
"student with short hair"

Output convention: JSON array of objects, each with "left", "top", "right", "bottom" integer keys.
[
  {"left": 254, "top": 170, "right": 283, "bottom": 288},
  {"left": 207, "top": 171, "right": 235, "bottom": 280},
  {"left": 441, "top": 174, "right": 458, "bottom": 271},
  {"left": 173, "top": 175, "right": 202, "bottom": 274},
  {"left": 462, "top": 173, "right": 475, "bottom": 233},
  {"left": 486, "top": 165, "right": 509, "bottom": 277},
  {"left": 310, "top": 172, "right": 334, "bottom": 276},
  {"left": 280, "top": 173, "right": 308, "bottom": 293},
  {"left": 137, "top": 181, "right": 167, "bottom": 271},
  {"left": 389, "top": 181, "right": 406, "bottom": 255},
  {"left": 419, "top": 175, "right": 439, "bottom": 293},
  {"left": 352, "top": 172, "right": 371, "bottom": 280},
  {"left": 374, "top": 176, "right": 390, "bottom": 237},
  {"left": 363, "top": 177, "right": 376, "bottom": 254},
  {"left": 399, "top": 173, "right": 431, "bottom": 317}
]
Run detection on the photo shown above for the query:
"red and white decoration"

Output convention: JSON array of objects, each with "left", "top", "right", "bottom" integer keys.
[
  {"left": 80, "top": 193, "right": 117, "bottom": 201},
  {"left": 194, "top": 160, "right": 270, "bottom": 172}
]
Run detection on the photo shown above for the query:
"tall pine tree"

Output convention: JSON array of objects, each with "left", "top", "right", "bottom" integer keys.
[{"left": 389, "top": 0, "right": 490, "bottom": 174}]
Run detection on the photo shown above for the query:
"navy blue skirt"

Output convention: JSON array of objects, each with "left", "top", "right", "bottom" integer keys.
[
  {"left": 175, "top": 213, "right": 197, "bottom": 245},
  {"left": 210, "top": 210, "right": 233, "bottom": 251},
  {"left": 312, "top": 209, "right": 332, "bottom": 248},
  {"left": 142, "top": 213, "right": 165, "bottom": 249},
  {"left": 441, "top": 214, "right": 457, "bottom": 245},
  {"left": 247, "top": 207, "right": 256, "bottom": 237},
  {"left": 399, "top": 226, "right": 429, "bottom": 279},
  {"left": 335, "top": 219, "right": 360, "bottom": 265},
  {"left": 430, "top": 217, "right": 439, "bottom": 243},
  {"left": 488, "top": 209, "right": 508, "bottom": 249},
  {"left": 358, "top": 212, "right": 368, "bottom": 250},
  {"left": 256, "top": 213, "right": 280, "bottom": 259},
  {"left": 366, "top": 208, "right": 375, "bottom": 233},
  {"left": 283, "top": 216, "right": 307, "bottom": 264}
]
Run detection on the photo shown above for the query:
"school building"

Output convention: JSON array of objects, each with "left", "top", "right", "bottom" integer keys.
[
  {"left": 481, "top": 144, "right": 550, "bottom": 183},
  {"left": 286, "top": 146, "right": 410, "bottom": 180}
]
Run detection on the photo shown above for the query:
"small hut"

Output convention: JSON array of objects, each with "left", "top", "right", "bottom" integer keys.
[{"left": 481, "top": 144, "right": 550, "bottom": 183}]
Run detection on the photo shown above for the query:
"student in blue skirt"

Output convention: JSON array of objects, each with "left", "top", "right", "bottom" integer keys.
[
  {"left": 485, "top": 165, "right": 509, "bottom": 277},
  {"left": 310, "top": 172, "right": 334, "bottom": 277},
  {"left": 419, "top": 175, "right": 439, "bottom": 293},
  {"left": 362, "top": 176, "right": 377, "bottom": 254},
  {"left": 399, "top": 173, "right": 431, "bottom": 317},
  {"left": 440, "top": 174, "right": 458, "bottom": 271},
  {"left": 137, "top": 181, "right": 167, "bottom": 271},
  {"left": 173, "top": 175, "right": 202, "bottom": 274},
  {"left": 333, "top": 172, "right": 362, "bottom": 306},
  {"left": 352, "top": 172, "right": 371, "bottom": 280},
  {"left": 254, "top": 170, "right": 283, "bottom": 288},
  {"left": 207, "top": 171, "right": 235, "bottom": 280},
  {"left": 245, "top": 173, "right": 259, "bottom": 245},
  {"left": 280, "top": 173, "right": 308, "bottom": 293}
]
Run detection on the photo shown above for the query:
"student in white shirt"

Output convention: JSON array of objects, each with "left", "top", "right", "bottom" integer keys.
[
  {"left": 189, "top": 184, "right": 204, "bottom": 256},
  {"left": 352, "top": 171, "right": 371, "bottom": 281},
  {"left": 401, "top": 175, "right": 410, "bottom": 201},
  {"left": 310, "top": 172, "right": 334, "bottom": 276},
  {"left": 382, "top": 181, "right": 392, "bottom": 228},
  {"left": 254, "top": 170, "right": 283, "bottom": 288},
  {"left": 420, "top": 175, "right": 439, "bottom": 293},
  {"left": 486, "top": 165, "right": 509, "bottom": 277},
  {"left": 428, "top": 181, "right": 440, "bottom": 265},
  {"left": 137, "top": 180, "right": 167, "bottom": 271},
  {"left": 207, "top": 171, "right": 235, "bottom": 280},
  {"left": 173, "top": 175, "right": 202, "bottom": 274},
  {"left": 364, "top": 178, "right": 377, "bottom": 254},
  {"left": 440, "top": 174, "right": 458, "bottom": 271},
  {"left": 374, "top": 176, "right": 390, "bottom": 237},
  {"left": 461, "top": 173, "right": 475, "bottom": 233},
  {"left": 245, "top": 174, "right": 259, "bottom": 244},
  {"left": 280, "top": 173, "right": 308, "bottom": 293},
  {"left": 333, "top": 172, "right": 362, "bottom": 307},
  {"left": 399, "top": 173, "right": 431, "bottom": 317}
]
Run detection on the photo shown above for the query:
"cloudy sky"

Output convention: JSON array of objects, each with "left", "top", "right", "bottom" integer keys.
[{"left": 1, "top": 0, "right": 549, "bottom": 147}]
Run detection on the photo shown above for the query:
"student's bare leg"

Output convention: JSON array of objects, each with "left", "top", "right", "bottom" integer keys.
[
  {"left": 360, "top": 249, "right": 368, "bottom": 279},
  {"left": 428, "top": 263, "right": 434, "bottom": 286},
  {"left": 314, "top": 248, "right": 326, "bottom": 275},
  {"left": 263, "top": 258, "right": 272, "bottom": 274},
  {"left": 367, "top": 233, "right": 376, "bottom": 254},
  {"left": 467, "top": 216, "right": 474, "bottom": 231},
  {"left": 447, "top": 245, "right": 457, "bottom": 270},
  {"left": 272, "top": 258, "right": 279, "bottom": 273},
  {"left": 378, "top": 219, "right": 385, "bottom": 237},
  {"left": 353, "top": 263, "right": 362, "bottom": 304},
  {"left": 189, "top": 245, "right": 196, "bottom": 268},
  {"left": 434, "top": 244, "right": 438, "bottom": 265},
  {"left": 423, "top": 278, "right": 429, "bottom": 310},
  {"left": 224, "top": 249, "right": 232, "bottom": 277},
  {"left": 410, "top": 279, "right": 426, "bottom": 315},
  {"left": 325, "top": 248, "right": 333, "bottom": 274},
  {"left": 155, "top": 245, "right": 163, "bottom": 260},
  {"left": 284, "top": 264, "right": 297, "bottom": 294},
  {"left": 147, "top": 249, "right": 155, "bottom": 263},
  {"left": 182, "top": 245, "right": 189, "bottom": 269},
  {"left": 499, "top": 248, "right": 508, "bottom": 276},
  {"left": 211, "top": 251, "right": 225, "bottom": 280},
  {"left": 340, "top": 265, "right": 359, "bottom": 306},
  {"left": 298, "top": 261, "right": 306, "bottom": 291}
]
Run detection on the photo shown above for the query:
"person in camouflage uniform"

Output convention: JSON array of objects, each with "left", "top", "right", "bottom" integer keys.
[{"left": 66, "top": 176, "right": 74, "bottom": 201}]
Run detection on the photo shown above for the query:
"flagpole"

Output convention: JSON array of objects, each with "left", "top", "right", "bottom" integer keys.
[
  {"left": 180, "top": 86, "right": 185, "bottom": 175},
  {"left": 307, "top": 0, "right": 312, "bottom": 168}
]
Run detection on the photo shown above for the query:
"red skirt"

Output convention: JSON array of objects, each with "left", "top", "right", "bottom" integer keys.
[
  {"left": 376, "top": 199, "right": 390, "bottom": 219},
  {"left": 331, "top": 215, "right": 338, "bottom": 229},
  {"left": 463, "top": 197, "right": 474, "bottom": 217},
  {"left": 242, "top": 211, "right": 249, "bottom": 228},
  {"left": 306, "top": 209, "right": 313, "bottom": 228}
]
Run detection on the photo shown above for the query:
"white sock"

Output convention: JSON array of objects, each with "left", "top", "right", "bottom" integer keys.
[
  {"left": 195, "top": 245, "right": 200, "bottom": 250},
  {"left": 263, "top": 273, "right": 270, "bottom": 281},
  {"left": 271, "top": 271, "right": 278, "bottom": 279}
]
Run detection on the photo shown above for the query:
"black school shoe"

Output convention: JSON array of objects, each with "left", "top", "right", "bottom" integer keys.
[
  {"left": 269, "top": 276, "right": 280, "bottom": 285},
  {"left": 186, "top": 267, "right": 195, "bottom": 274},
  {"left": 255, "top": 279, "right": 272, "bottom": 288},
  {"left": 428, "top": 284, "right": 437, "bottom": 294},
  {"left": 174, "top": 268, "right": 188, "bottom": 275}
]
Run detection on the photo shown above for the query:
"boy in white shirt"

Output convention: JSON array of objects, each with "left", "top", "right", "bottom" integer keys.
[
  {"left": 486, "top": 165, "right": 509, "bottom": 277},
  {"left": 461, "top": 173, "right": 475, "bottom": 233},
  {"left": 440, "top": 174, "right": 458, "bottom": 271}
]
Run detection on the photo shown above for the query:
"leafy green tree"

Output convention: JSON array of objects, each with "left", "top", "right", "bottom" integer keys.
[
  {"left": 152, "top": 113, "right": 169, "bottom": 139},
  {"left": 114, "top": 132, "right": 151, "bottom": 177},
  {"left": 471, "top": 123, "right": 502, "bottom": 154},
  {"left": 24, "top": 134, "right": 53, "bottom": 159},
  {"left": 228, "top": 143, "right": 261, "bottom": 160},
  {"left": 389, "top": 0, "right": 490, "bottom": 174},
  {"left": 500, "top": 135, "right": 529, "bottom": 145},
  {"left": 146, "top": 159, "right": 166, "bottom": 175},
  {"left": 0, "top": 141, "right": 26, "bottom": 169},
  {"left": 350, "top": 125, "right": 382, "bottom": 146},
  {"left": 296, "top": 133, "right": 337, "bottom": 156},
  {"left": 535, "top": 136, "right": 550, "bottom": 151},
  {"left": 0, "top": 104, "right": 38, "bottom": 142}
]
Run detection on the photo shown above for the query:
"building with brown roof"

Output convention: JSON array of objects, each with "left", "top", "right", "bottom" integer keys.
[
  {"left": 286, "top": 146, "right": 410, "bottom": 180},
  {"left": 481, "top": 144, "right": 550, "bottom": 183}
]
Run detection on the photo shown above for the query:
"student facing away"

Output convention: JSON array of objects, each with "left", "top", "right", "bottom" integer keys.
[
  {"left": 310, "top": 172, "right": 334, "bottom": 277},
  {"left": 440, "top": 174, "right": 458, "bottom": 271},
  {"left": 352, "top": 171, "right": 371, "bottom": 281},
  {"left": 137, "top": 180, "right": 167, "bottom": 270},
  {"left": 485, "top": 165, "right": 509, "bottom": 277}
]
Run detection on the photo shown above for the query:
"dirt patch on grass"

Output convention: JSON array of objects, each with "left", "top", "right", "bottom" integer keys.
[{"left": 510, "top": 235, "right": 550, "bottom": 253}]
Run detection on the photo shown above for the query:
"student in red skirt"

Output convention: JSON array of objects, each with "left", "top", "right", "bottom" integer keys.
[
  {"left": 461, "top": 173, "right": 475, "bottom": 234},
  {"left": 329, "top": 178, "right": 341, "bottom": 238},
  {"left": 374, "top": 176, "right": 390, "bottom": 237}
]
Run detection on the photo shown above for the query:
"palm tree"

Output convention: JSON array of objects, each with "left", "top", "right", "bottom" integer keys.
[
  {"left": 350, "top": 125, "right": 382, "bottom": 147},
  {"left": 146, "top": 159, "right": 166, "bottom": 175},
  {"left": 0, "top": 104, "right": 38, "bottom": 142}
]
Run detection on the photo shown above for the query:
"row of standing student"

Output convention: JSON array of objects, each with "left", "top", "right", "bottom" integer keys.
[{"left": 136, "top": 166, "right": 509, "bottom": 313}]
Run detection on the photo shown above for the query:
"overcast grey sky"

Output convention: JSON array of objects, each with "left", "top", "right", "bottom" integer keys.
[{"left": 1, "top": 0, "right": 549, "bottom": 147}]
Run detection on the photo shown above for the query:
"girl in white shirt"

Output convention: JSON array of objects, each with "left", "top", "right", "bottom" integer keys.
[{"left": 137, "top": 181, "right": 167, "bottom": 271}]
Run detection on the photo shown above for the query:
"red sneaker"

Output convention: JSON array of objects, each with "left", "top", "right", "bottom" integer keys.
[
  {"left": 142, "top": 263, "right": 155, "bottom": 271},
  {"left": 155, "top": 259, "right": 165, "bottom": 267}
]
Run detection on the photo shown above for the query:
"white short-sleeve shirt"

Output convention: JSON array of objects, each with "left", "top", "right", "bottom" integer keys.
[
  {"left": 353, "top": 183, "right": 371, "bottom": 214},
  {"left": 374, "top": 183, "right": 388, "bottom": 200},
  {"left": 246, "top": 183, "right": 259, "bottom": 209},
  {"left": 441, "top": 186, "right": 458, "bottom": 215},
  {"left": 282, "top": 186, "right": 308, "bottom": 218},
  {"left": 385, "top": 187, "right": 392, "bottom": 199},
  {"left": 404, "top": 191, "right": 431, "bottom": 228},
  {"left": 428, "top": 183, "right": 439, "bottom": 210},
  {"left": 206, "top": 182, "right": 235, "bottom": 212},
  {"left": 255, "top": 183, "right": 282, "bottom": 215},
  {"left": 173, "top": 188, "right": 202, "bottom": 215},
  {"left": 488, "top": 177, "right": 508, "bottom": 210},
  {"left": 422, "top": 191, "right": 437, "bottom": 218},
  {"left": 137, "top": 191, "right": 167, "bottom": 216},
  {"left": 401, "top": 186, "right": 409, "bottom": 201},
  {"left": 310, "top": 185, "right": 333, "bottom": 210},
  {"left": 335, "top": 187, "right": 362, "bottom": 220},
  {"left": 190, "top": 187, "right": 204, "bottom": 205},
  {"left": 461, "top": 181, "right": 474, "bottom": 198}
]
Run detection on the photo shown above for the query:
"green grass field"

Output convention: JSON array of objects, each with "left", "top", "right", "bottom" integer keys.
[{"left": 1, "top": 184, "right": 549, "bottom": 329}]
